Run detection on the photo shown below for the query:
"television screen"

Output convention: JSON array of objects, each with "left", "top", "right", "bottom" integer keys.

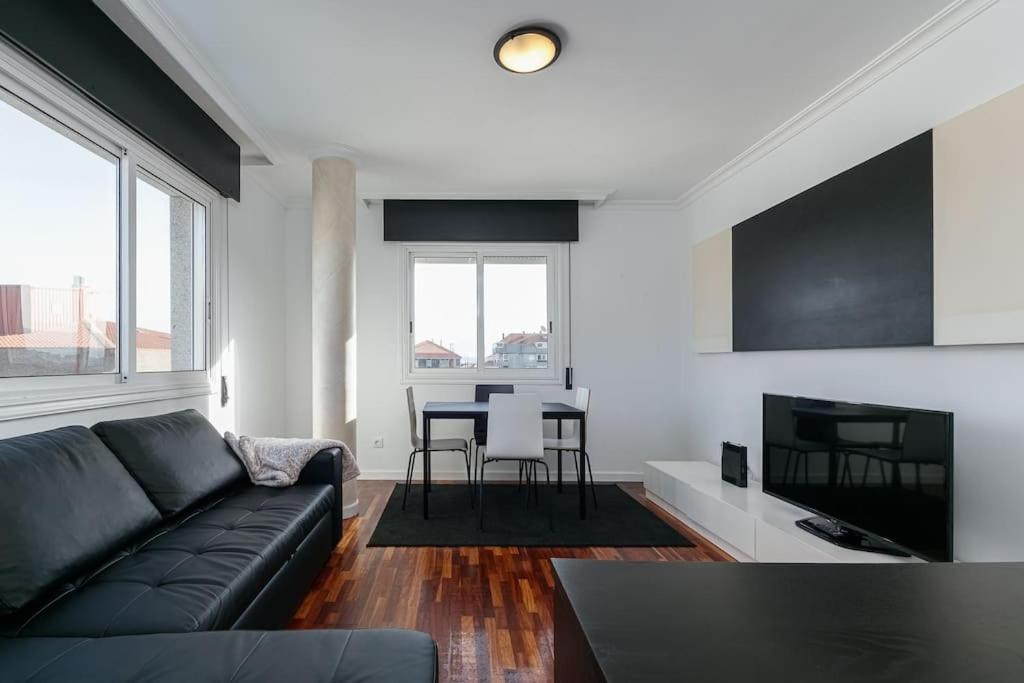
[{"left": 762, "top": 394, "right": 953, "bottom": 561}]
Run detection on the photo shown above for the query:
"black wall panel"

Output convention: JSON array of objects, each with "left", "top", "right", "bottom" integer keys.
[
  {"left": 384, "top": 200, "right": 579, "bottom": 242},
  {"left": 732, "top": 131, "right": 934, "bottom": 351},
  {"left": 0, "top": 1, "right": 240, "bottom": 200}
]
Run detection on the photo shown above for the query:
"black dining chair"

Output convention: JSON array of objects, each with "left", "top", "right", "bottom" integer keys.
[{"left": 471, "top": 384, "right": 514, "bottom": 486}]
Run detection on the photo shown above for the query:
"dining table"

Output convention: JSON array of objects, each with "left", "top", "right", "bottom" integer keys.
[{"left": 420, "top": 400, "right": 588, "bottom": 520}]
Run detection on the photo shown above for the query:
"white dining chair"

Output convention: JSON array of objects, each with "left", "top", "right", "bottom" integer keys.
[
  {"left": 543, "top": 387, "right": 597, "bottom": 507},
  {"left": 402, "top": 386, "right": 471, "bottom": 510},
  {"left": 478, "top": 393, "right": 551, "bottom": 530},
  {"left": 469, "top": 384, "right": 514, "bottom": 487}
]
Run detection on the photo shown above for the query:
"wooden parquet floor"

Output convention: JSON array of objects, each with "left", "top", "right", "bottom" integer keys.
[{"left": 288, "top": 480, "right": 732, "bottom": 682}]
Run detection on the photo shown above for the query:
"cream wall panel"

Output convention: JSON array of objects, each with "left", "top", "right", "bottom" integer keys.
[
  {"left": 934, "top": 84, "right": 1024, "bottom": 346},
  {"left": 692, "top": 229, "right": 732, "bottom": 353}
]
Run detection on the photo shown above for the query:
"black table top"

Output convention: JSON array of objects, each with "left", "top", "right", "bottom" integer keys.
[
  {"left": 553, "top": 559, "right": 1024, "bottom": 683},
  {"left": 422, "top": 401, "right": 583, "bottom": 419}
]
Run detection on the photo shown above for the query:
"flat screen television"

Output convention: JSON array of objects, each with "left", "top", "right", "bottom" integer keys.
[{"left": 762, "top": 394, "right": 953, "bottom": 562}]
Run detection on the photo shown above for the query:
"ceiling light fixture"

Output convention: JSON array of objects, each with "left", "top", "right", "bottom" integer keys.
[{"left": 493, "top": 26, "right": 561, "bottom": 74}]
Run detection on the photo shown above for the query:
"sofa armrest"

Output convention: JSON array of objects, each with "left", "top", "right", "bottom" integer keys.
[{"left": 297, "top": 448, "right": 344, "bottom": 544}]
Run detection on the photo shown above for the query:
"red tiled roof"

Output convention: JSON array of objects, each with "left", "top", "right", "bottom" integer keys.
[
  {"left": 136, "top": 327, "right": 172, "bottom": 350},
  {"left": 106, "top": 321, "right": 172, "bottom": 350},
  {"left": 0, "top": 326, "right": 113, "bottom": 350},
  {"left": 415, "top": 340, "right": 461, "bottom": 359},
  {"left": 499, "top": 332, "right": 548, "bottom": 345},
  {"left": 0, "top": 321, "right": 171, "bottom": 350}
]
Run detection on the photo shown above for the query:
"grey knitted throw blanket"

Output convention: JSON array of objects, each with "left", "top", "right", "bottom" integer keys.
[{"left": 224, "top": 432, "right": 359, "bottom": 487}]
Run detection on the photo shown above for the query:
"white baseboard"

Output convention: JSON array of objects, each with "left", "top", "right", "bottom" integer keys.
[{"left": 356, "top": 468, "right": 643, "bottom": 482}]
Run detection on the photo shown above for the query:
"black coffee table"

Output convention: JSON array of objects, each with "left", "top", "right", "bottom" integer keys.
[{"left": 553, "top": 559, "right": 1024, "bottom": 682}]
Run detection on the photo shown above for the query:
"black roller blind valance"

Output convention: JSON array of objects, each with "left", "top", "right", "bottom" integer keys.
[
  {"left": 0, "top": 1, "right": 241, "bottom": 200},
  {"left": 384, "top": 200, "right": 579, "bottom": 242}
]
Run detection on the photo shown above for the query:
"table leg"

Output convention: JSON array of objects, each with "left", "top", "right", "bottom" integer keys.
[
  {"left": 557, "top": 419, "right": 563, "bottom": 493},
  {"left": 423, "top": 414, "right": 431, "bottom": 519},
  {"left": 579, "top": 416, "right": 587, "bottom": 520}
]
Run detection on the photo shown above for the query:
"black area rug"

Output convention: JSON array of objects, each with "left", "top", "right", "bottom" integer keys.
[{"left": 366, "top": 483, "right": 696, "bottom": 548}]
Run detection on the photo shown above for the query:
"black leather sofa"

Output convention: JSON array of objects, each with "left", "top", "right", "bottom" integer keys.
[{"left": 0, "top": 409, "right": 436, "bottom": 682}]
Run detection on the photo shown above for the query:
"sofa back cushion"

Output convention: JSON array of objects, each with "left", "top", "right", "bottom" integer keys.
[
  {"left": 0, "top": 426, "right": 161, "bottom": 615},
  {"left": 92, "top": 409, "right": 245, "bottom": 517}
]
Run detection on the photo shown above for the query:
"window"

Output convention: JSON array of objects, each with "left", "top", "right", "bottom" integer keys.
[
  {"left": 0, "top": 48, "right": 224, "bottom": 418},
  {"left": 412, "top": 257, "right": 476, "bottom": 369},
  {"left": 403, "top": 244, "right": 566, "bottom": 382},
  {"left": 0, "top": 92, "right": 119, "bottom": 378},
  {"left": 136, "top": 173, "right": 206, "bottom": 373},
  {"left": 483, "top": 256, "right": 549, "bottom": 370}
]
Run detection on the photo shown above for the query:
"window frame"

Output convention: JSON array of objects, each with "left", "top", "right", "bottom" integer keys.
[
  {"left": 133, "top": 166, "right": 210, "bottom": 374},
  {"left": 399, "top": 242, "right": 569, "bottom": 385},
  {"left": 0, "top": 40, "right": 227, "bottom": 421}
]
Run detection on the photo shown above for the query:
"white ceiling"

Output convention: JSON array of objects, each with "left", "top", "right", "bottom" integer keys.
[{"left": 141, "top": 0, "right": 952, "bottom": 204}]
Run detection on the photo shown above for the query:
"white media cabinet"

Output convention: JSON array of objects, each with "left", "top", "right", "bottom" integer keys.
[{"left": 644, "top": 461, "right": 920, "bottom": 563}]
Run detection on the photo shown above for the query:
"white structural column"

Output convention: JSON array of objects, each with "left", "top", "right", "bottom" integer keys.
[{"left": 312, "top": 154, "right": 359, "bottom": 518}]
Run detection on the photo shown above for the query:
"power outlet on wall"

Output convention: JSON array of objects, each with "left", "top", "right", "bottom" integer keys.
[{"left": 372, "top": 437, "right": 384, "bottom": 448}]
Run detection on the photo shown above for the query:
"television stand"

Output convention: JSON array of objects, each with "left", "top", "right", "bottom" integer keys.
[
  {"left": 796, "top": 516, "right": 910, "bottom": 557},
  {"left": 644, "top": 461, "right": 921, "bottom": 562}
]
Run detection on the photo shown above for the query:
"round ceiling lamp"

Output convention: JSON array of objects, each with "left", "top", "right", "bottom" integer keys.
[{"left": 493, "top": 26, "right": 561, "bottom": 74}]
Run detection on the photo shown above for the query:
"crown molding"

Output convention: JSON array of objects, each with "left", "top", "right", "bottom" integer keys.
[
  {"left": 597, "top": 198, "right": 682, "bottom": 211},
  {"left": 358, "top": 190, "right": 615, "bottom": 209},
  {"left": 113, "top": 0, "right": 286, "bottom": 165},
  {"left": 675, "top": 0, "right": 999, "bottom": 209}
]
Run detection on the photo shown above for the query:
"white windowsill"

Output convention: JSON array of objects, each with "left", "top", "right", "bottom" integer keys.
[{"left": 0, "top": 380, "right": 215, "bottom": 422}]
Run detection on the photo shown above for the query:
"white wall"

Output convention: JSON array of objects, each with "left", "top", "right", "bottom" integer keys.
[
  {"left": 567, "top": 205, "right": 686, "bottom": 480},
  {"left": 283, "top": 201, "right": 686, "bottom": 480},
  {"left": 284, "top": 206, "right": 313, "bottom": 437},
  {"left": 0, "top": 169, "right": 289, "bottom": 439},
  {"left": 226, "top": 172, "right": 289, "bottom": 436},
  {"left": 679, "top": 1, "right": 1024, "bottom": 562}
]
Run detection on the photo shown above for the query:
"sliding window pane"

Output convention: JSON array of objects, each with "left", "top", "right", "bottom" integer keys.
[
  {"left": 0, "top": 95, "right": 119, "bottom": 377},
  {"left": 136, "top": 174, "right": 206, "bottom": 372},
  {"left": 413, "top": 257, "right": 476, "bottom": 369},
  {"left": 483, "top": 257, "right": 548, "bottom": 369}
]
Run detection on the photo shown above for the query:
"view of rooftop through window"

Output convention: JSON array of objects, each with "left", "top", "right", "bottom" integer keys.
[
  {"left": 413, "top": 257, "right": 476, "bottom": 368},
  {"left": 0, "top": 93, "right": 205, "bottom": 378},
  {"left": 483, "top": 257, "right": 548, "bottom": 369},
  {"left": 412, "top": 254, "right": 548, "bottom": 370},
  {"left": 0, "top": 93, "right": 119, "bottom": 377}
]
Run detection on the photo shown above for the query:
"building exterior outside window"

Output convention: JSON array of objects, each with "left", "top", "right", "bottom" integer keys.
[
  {"left": 414, "top": 339, "right": 464, "bottom": 368},
  {"left": 0, "top": 282, "right": 171, "bottom": 376},
  {"left": 485, "top": 331, "right": 549, "bottom": 369}
]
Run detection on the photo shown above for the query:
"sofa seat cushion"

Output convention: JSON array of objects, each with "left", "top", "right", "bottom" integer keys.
[
  {"left": 92, "top": 409, "right": 246, "bottom": 517},
  {"left": 0, "top": 427, "right": 161, "bottom": 615},
  {"left": 13, "top": 485, "right": 333, "bottom": 638},
  {"left": 0, "top": 629, "right": 438, "bottom": 683}
]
